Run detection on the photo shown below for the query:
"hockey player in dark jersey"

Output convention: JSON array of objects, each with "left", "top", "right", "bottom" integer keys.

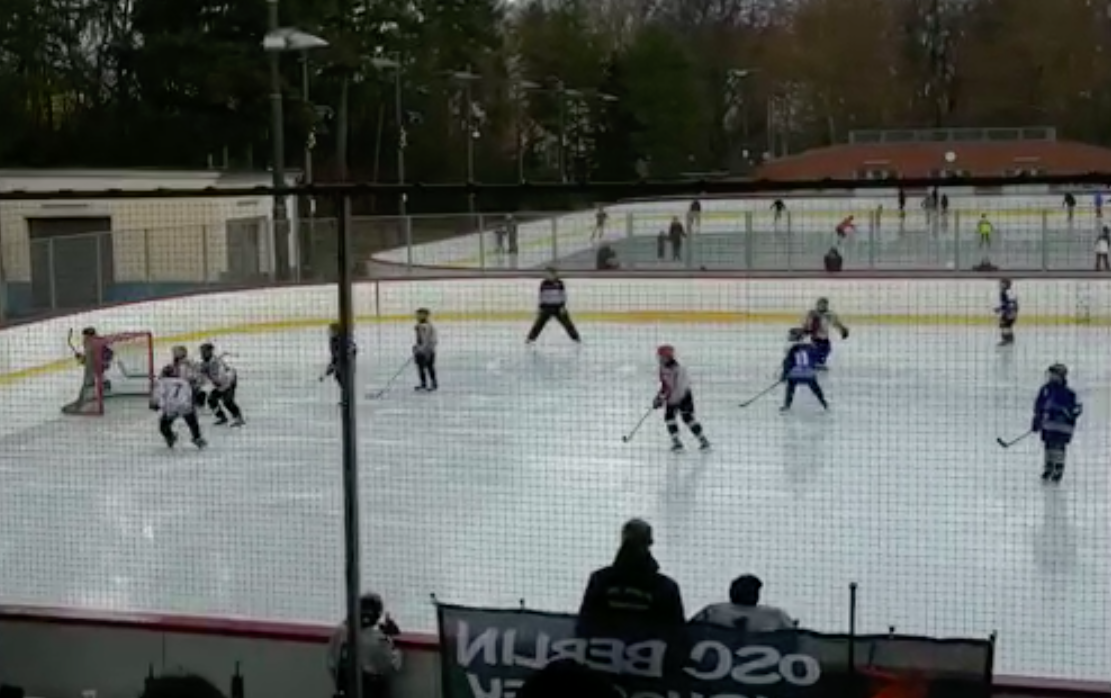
[
  {"left": 526, "top": 267, "right": 581, "bottom": 344},
  {"left": 1032, "top": 364, "right": 1082, "bottom": 483},
  {"left": 325, "top": 322, "right": 357, "bottom": 390},
  {"left": 653, "top": 345, "right": 710, "bottom": 452},
  {"left": 781, "top": 329, "right": 829, "bottom": 412},
  {"left": 995, "top": 279, "right": 1019, "bottom": 346},
  {"left": 413, "top": 308, "right": 439, "bottom": 392},
  {"left": 199, "top": 343, "right": 244, "bottom": 426},
  {"left": 801, "top": 297, "right": 849, "bottom": 369}
]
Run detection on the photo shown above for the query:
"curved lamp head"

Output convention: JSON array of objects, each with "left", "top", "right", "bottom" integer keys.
[{"left": 263, "top": 28, "right": 329, "bottom": 52}]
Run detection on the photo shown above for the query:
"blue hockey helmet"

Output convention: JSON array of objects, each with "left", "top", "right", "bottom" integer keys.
[{"left": 1047, "top": 363, "right": 1068, "bottom": 382}]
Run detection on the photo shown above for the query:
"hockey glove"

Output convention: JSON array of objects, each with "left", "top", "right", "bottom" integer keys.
[
  {"left": 652, "top": 395, "right": 665, "bottom": 409},
  {"left": 149, "top": 402, "right": 160, "bottom": 412},
  {"left": 1030, "top": 417, "right": 1041, "bottom": 433},
  {"left": 841, "top": 327, "right": 850, "bottom": 339}
]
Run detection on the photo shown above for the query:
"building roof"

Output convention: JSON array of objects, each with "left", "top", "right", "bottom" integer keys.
[{"left": 755, "top": 140, "right": 1111, "bottom": 180}]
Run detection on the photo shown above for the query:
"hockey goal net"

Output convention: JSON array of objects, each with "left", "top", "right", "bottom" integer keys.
[{"left": 61, "top": 331, "right": 155, "bottom": 416}]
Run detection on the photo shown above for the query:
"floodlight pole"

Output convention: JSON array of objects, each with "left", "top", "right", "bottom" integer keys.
[{"left": 267, "top": 0, "right": 288, "bottom": 280}]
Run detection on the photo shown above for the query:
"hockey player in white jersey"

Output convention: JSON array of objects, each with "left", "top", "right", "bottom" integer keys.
[
  {"left": 654, "top": 345, "right": 711, "bottom": 452},
  {"left": 171, "top": 345, "right": 205, "bottom": 407},
  {"left": 151, "top": 364, "right": 207, "bottom": 449},
  {"left": 413, "top": 308, "right": 439, "bottom": 392},
  {"left": 199, "top": 343, "right": 244, "bottom": 426},
  {"left": 801, "top": 297, "right": 849, "bottom": 370}
]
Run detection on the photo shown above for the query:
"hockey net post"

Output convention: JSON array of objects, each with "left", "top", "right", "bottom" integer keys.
[{"left": 61, "top": 331, "right": 155, "bottom": 416}]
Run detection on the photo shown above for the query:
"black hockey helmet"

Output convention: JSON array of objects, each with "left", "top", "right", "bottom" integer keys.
[
  {"left": 328, "top": 322, "right": 341, "bottom": 335},
  {"left": 816, "top": 297, "right": 830, "bottom": 311},
  {"left": 416, "top": 307, "right": 430, "bottom": 318},
  {"left": 199, "top": 343, "right": 215, "bottom": 359},
  {"left": 171, "top": 345, "right": 188, "bottom": 361},
  {"left": 82, "top": 327, "right": 97, "bottom": 337},
  {"left": 161, "top": 364, "right": 177, "bottom": 378},
  {"left": 1000, "top": 278, "right": 1012, "bottom": 289},
  {"left": 1047, "top": 363, "right": 1068, "bottom": 382}
]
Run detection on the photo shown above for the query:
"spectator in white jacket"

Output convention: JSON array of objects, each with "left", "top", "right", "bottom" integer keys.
[
  {"left": 1095, "top": 227, "right": 1110, "bottom": 271},
  {"left": 690, "top": 574, "right": 795, "bottom": 632},
  {"left": 328, "top": 593, "right": 402, "bottom": 698}
]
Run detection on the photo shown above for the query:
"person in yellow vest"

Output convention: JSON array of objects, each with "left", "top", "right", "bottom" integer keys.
[{"left": 977, "top": 214, "right": 994, "bottom": 249}]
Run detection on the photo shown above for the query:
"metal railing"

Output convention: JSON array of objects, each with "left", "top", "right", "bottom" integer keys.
[{"left": 2, "top": 199, "right": 1108, "bottom": 320}]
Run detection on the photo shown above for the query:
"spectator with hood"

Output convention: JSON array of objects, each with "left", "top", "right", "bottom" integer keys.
[{"left": 576, "top": 518, "right": 685, "bottom": 636}]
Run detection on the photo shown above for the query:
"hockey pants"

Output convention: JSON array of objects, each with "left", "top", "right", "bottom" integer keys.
[
  {"left": 664, "top": 395, "right": 705, "bottom": 441},
  {"left": 207, "top": 382, "right": 242, "bottom": 420},
  {"left": 160, "top": 412, "right": 202, "bottom": 443},
  {"left": 527, "top": 306, "right": 581, "bottom": 342},
  {"left": 415, "top": 351, "right": 438, "bottom": 388},
  {"left": 811, "top": 339, "right": 832, "bottom": 366},
  {"left": 784, "top": 378, "right": 827, "bottom": 409}
]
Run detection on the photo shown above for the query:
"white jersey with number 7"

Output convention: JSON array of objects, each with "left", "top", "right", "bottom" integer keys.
[{"left": 154, "top": 376, "right": 196, "bottom": 416}]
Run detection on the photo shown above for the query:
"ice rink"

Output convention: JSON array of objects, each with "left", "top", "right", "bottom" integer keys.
[{"left": 0, "top": 319, "right": 1108, "bottom": 682}]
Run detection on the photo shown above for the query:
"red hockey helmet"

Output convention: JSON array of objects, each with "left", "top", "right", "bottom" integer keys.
[{"left": 657, "top": 344, "right": 675, "bottom": 359}]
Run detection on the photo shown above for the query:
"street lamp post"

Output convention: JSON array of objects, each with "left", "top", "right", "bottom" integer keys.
[
  {"left": 371, "top": 55, "right": 407, "bottom": 220},
  {"left": 262, "top": 23, "right": 328, "bottom": 279},
  {"left": 727, "top": 68, "right": 757, "bottom": 168},
  {"left": 514, "top": 80, "right": 539, "bottom": 182},
  {"left": 449, "top": 68, "right": 481, "bottom": 214}
]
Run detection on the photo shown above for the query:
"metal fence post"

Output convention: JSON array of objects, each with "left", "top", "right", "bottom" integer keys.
[
  {"left": 1041, "top": 210, "right": 1049, "bottom": 271},
  {"left": 786, "top": 212, "right": 793, "bottom": 271},
  {"left": 550, "top": 217, "right": 558, "bottom": 265},
  {"left": 202, "top": 224, "right": 211, "bottom": 283},
  {"left": 744, "top": 212, "right": 753, "bottom": 270},
  {"left": 478, "top": 213, "right": 486, "bottom": 271},
  {"left": 953, "top": 211, "right": 961, "bottom": 270},
  {"left": 95, "top": 232, "right": 104, "bottom": 306},
  {"left": 47, "top": 239, "right": 57, "bottom": 311},
  {"left": 868, "top": 210, "right": 877, "bottom": 269},
  {"left": 404, "top": 215, "right": 413, "bottom": 269}
]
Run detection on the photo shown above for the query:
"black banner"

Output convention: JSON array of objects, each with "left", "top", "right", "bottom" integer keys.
[{"left": 436, "top": 604, "right": 993, "bottom": 698}]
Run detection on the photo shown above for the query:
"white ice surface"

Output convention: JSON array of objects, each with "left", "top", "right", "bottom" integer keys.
[{"left": 0, "top": 322, "right": 1107, "bottom": 682}]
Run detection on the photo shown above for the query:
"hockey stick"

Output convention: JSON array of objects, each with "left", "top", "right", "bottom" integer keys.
[
  {"left": 996, "top": 430, "right": 1034, "bottom": 449},
  {"left": 622, "top": 405, "right": 655, "bottom": 443},
  {"left": 366, "top": 357, "right": 413, "bottom": 399},
  {"left": 66, "top": 328, "right": 80, "bottom": 357},
  {"left": 739, "top": 380, "right": 783, "bottom": 408}
]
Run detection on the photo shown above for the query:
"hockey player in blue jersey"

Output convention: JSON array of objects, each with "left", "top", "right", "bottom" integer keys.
[
  {"left": 995, "top": 279, "right": 1019, "bottom": 346},
  {"left": 801, "top": 298, "right": 849, "bottom": 370},
  {"left": 781, "top": 328, "right": 829, "bottom": 412},
  {"left": 1032, "top": 363, "right": 1082, "bottom": 483}
]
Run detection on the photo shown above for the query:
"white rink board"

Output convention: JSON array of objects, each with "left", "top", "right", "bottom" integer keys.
[
  {"left": 0, "top": 276, "right": 1107, "bottom": 441},
  {"left": 1, "top": 276, "right": 1109, "bottom": 375}
]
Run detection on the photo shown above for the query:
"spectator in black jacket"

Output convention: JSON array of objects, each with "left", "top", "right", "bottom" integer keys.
[{"left": 576, "top": 518, "right": 685, "bottom": 636}]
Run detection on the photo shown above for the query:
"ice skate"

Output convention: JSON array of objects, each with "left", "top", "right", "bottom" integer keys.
[
  {"left": 670, "top": 439, "right": 684, "bottom": 453},
  {"left": 698, "top": 438, "right": 711, "bottom": 452},
  {"left": 214, "top": 413, "right": 229, "bottom": 426},
  {"left": 164, "top": 432, "right": 177, "bottom": 449},
  {"left": 230, "top": 416, "right": 245, "bottom": 427},
  {"left": 193, "top": 437, "right": 207, "bottom": 450}
]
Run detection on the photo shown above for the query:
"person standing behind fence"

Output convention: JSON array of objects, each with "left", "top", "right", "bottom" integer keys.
[
  {"left": 687, "top": 199, "right": 702, "bottom": 235},
  {"left": 977, "top": 214, "right": 994, "bottom": 249},
  {"left": 328, "top": 593, "right": 402, "bottom": 698},
  {"left": 1063, "top": 192, "right": 1076, "bottom": 224},
  {"left": 526, "top": 267, "right": 581, "bottom": 344},
  {"left": 1096, "top": 227, "right": 1110, "bottom": 271},
  {"left": 668, "top": 216, "right": 686, "bottom": 262},
  {"left": 1095, "top": 191, "right": 1104, "bottom": 220}
]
